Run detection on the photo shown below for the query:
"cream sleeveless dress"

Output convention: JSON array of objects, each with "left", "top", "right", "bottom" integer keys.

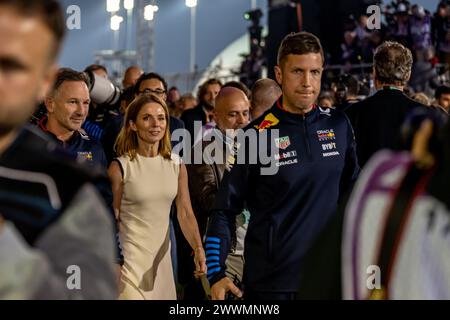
[{"left": 116, "top": 153, "right": 180, "bottom": 300}]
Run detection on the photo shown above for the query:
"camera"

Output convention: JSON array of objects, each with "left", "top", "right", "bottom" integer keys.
[
  {"left": 244, "top": 9, "right": 263, "bottom": 25},
  {"left": 84, "top": 70, "right": 121, "bottom": 106}
]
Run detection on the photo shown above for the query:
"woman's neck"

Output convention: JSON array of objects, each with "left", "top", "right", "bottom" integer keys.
[{"left": 137, "top": 140, "right": 159, "bottom": 157}]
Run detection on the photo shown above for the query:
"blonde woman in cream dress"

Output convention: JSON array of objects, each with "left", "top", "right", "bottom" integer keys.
[{"left": 108, "top": 94, "right": 206, "bottom": 300}]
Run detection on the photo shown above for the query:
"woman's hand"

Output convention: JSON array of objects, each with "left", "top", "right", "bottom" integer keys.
[{"left": 193, "top": 246, "right": 207, "bottom": 278}]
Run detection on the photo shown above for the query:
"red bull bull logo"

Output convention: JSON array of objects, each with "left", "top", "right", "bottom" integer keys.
[{"left": 255, "top": 113, "right": 279, "bottom": 132}]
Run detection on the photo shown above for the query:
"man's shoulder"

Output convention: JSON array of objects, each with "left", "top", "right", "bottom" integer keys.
[
  {"left": 3, "top": 126, "right": 100, "bottom": 184},
  {"left": 170, "top": 115, "right": 185, "bottom": 131},
  {"left": 181, "top": 105, "right": 203, "bottom": 119},
  {"left": 0, "top": 127, "right": 104, "bottom": 243},
  {"left": 248, "top": 106, "right": 280, "bottom": 131},
  {"left": 74, "top": 130, "right": 106, "bottom": 156}
]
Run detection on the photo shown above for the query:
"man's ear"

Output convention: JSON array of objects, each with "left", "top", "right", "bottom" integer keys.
[
  {"left": 405, "top": 71, "right": 411, "bottom": 82},
  {"left": 274, "top": 65, "right": 283, "bottom": 86},
  {"left": 44, "top": 96, "right": 55, "bottom": 114}
]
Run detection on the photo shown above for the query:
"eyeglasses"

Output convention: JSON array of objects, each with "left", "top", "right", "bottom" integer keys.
[{"left": 138, "top": 88, "right": 166, "bottom": 96}]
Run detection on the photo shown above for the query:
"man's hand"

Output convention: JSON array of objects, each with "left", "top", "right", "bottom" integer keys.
[{"left": 211, "top": 276, "right": 243, "bottom": 300}]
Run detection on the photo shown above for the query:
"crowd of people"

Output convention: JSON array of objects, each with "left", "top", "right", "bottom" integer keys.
[
  {"left": 328, "top": 0, "right": 450, "bottom": 102},
  {"left": 1, "top": 0, "right": 450, "bottom": 301}
]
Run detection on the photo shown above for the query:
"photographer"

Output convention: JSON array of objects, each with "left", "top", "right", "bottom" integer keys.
[
  {"left": 82, "top": 64, "right": 122, "bottom": 140},
  {"left": 331, "top": 74, "right": 362, "bottom": 111}
]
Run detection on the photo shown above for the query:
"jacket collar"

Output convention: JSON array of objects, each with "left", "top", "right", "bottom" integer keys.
[
  {"left": 38, "top": 116, "right": 80, "bottom": 146},
  {"left": 271, "top": 97, "right": 319, "bottom": 124}
]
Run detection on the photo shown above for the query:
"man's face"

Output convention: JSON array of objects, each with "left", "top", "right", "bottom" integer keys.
[
  {"left": 275, "top": 53, "right": 323, "bottom": 113},
  {"left": 46, "top": 81, "right": 90, "bottom": 132},
  {"left": 214, "top": 93, "right": 250, "bottom": 132},
  {"left": 203, "top": 83, "right": 221, "bottom": 108},
  {"left": 137, "top": 78, "right": 167, "bottom": 101},
  {"left": 0, "top": 5, "right": 57, "bottom": 134},
  {"left": 439, "top": 93, "right": 450, "bottom": 111},
  {"left": 168, "top": 89, "right": 180, "bottom": 103}
]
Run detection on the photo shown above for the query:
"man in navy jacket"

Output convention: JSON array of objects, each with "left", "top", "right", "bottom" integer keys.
[{"left": 206, "top": 32, "right": 360, "bottom": 300}]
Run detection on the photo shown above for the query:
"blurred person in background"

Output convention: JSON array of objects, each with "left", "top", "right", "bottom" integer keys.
[
  {"left": 250, "top": 78, "right": 282, "bottom": 120},
  {"left": 0, "top": 0, "right": 117, "bottom": 299},
  {"left": 346, "top": 41, "right": 429, "bottom": 167},
  {"left": 434, "top": 84, "right": 450, "bottom": 114},
  {"left": 122, "top": 66, "right": 143, "bottom": 90},
  {"left": 181, "top": 79, "right": 222, "bottom": 140},
  {"left": 331, "top": 74, "right": 362, "bottom": 112},
  {"left": 298, "top": 105, "right": 450, "bottom": 300},
  {"left": 318, "top": 91, "right": 335, "bottom": 108},
  {"left": 412, "top": 92, "right": 431, "bottom": 106}
]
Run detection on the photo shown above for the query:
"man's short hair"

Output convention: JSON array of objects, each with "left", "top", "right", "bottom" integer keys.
[
  {"left": 277, "top": 32, "right": 324, "bottom": 66},
  {"left": 251, "top": 78, "right": 282, "bottom": 109},
  {"left": 223, "top": 81, "right": 250, "bottom": 98},
  {"left": 373, "top": 41, "right": 413, "bottom": 86},
  {"left": 84, "top": 64, "right": 108, "bottom": 75},
  {"left": 435, "top": 85, "right": 450, "bottom": 99},
  {"left": 134, "top": 72, "right": 168, "bottom": 96},
  {"left": 51, "top": 68, "right": 89, "bottom": 95},
  {"left": 197, "top": 78, "right": 222, "bottom": 102},
  {"left": 0, "top": 0, "right": 65, "bottom": 58}
]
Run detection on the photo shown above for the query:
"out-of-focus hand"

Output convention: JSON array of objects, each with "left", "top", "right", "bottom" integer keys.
[{"left": 412, "top": 119, "right": 435, "bottom": 169}]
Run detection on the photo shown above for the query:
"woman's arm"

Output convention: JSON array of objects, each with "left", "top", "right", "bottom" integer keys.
[
  {"left": 108, "top": 160, "right": 123, "bottom": 221},
  {"left": 107, "top": 160, "right": 124, "bottom": 281},
  {"left": 176, "top": 163, "right": 207, "bottom": 275}
]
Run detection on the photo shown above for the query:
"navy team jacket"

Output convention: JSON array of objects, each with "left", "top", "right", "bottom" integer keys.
[{"left": 206, "top": 99, "right": 360, "bottom": 292}]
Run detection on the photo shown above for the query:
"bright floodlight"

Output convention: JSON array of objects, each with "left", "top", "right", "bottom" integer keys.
[
  {"left": 106, "top": 0, "right": 120, "bottom": 12},
  {"left": 144, "top": 5, "right": 158, "bottom": 21},
  {"left": 110, "top": 14, "right": 123, "bottom": 30},
  {"left": 185, "top": 0, "right": 197, "bottom": 8},
  {"left": 124, "top": 0, "right": 134, "bottom": 10}
]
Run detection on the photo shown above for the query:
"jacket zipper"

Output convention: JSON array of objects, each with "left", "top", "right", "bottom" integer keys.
[{"left": 303, "top": 115, "right": 311, "bottom": 161}]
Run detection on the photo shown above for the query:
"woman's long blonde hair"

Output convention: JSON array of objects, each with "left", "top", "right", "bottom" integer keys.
[{"left": 115, "top": 94, "right": 172, "bottom": 161}]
